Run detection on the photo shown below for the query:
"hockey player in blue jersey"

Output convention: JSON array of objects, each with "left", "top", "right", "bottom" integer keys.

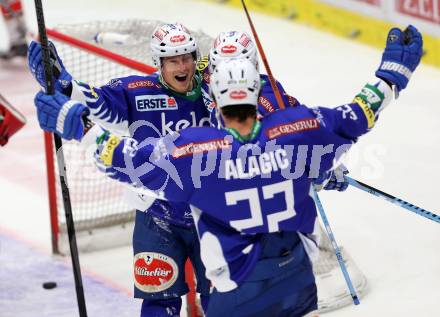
[
  {"left": 28, "top": 23, "right": 213, "bottom": 317},
  {"left": 208, "top": 31, "right": 368, "bottom": 311},
  {"left": 33, "top": 24, "right": 423, "bottom": 316},
  {"left": 28, "top": 24, "right": 302, "bottom": 317}
]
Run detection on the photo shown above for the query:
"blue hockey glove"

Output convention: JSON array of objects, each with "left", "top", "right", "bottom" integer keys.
[
  {"left": 375, "top": 25, "right": 423, "bottom": 92},
  {"left": 28, "top": 41, "right": 73, "bottom": 93},
  {"left": 34, "top": 91, "right": 89, "bottom": 141},
  {"left": 314, "top": 164, "right": 349, "bottom": 192}
]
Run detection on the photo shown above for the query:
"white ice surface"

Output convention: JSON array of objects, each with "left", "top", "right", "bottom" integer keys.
[{"left": 1, "top": 0, "right": 439, "bottom": 316}]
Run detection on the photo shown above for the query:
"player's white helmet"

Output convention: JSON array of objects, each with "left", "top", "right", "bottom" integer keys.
[
  {"left": 209, "top": 31, "right": 258, "bottom": 73},
  {"left": 210, "top": 58, "right": 261, "bottom": 109},
  {"left": 150, "top": 23, "right": 199, "bottom": 69}
]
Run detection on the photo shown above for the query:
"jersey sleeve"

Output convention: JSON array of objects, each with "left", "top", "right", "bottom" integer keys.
[
  {"left": 93, "top": 127, "right": 191, "bottom": 202},
  {"left": 310, "top": 78, "right": 394, "bottom": 140},
  {"left": 258, "top": 75, "right": 299, "bottom": 116},
  {"left": 70, "top": 78, "right": 130, "bottom": 135}
]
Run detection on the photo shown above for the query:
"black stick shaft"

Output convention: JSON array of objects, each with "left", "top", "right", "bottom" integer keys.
[{"left": 33, "top": 1, "right": 87, "bottom": 316}]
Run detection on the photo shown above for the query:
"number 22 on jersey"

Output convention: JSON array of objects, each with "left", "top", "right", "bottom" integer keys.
[{"left": 225, "top": 180, "right": 296, "bottom": 232}]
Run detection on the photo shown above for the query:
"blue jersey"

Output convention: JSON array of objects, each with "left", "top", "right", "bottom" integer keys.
[
  {"left": 72, "top": 73, "right": 213, "bottom": 227},
  {"left": 96, "top": 79, "right": 389, "bottom": 291},
  {"left": 199, "top": 61, "right": 298, "bottom": 126},
  {"left": 73, "top": 65, "right": 296, "bottom": 226}
]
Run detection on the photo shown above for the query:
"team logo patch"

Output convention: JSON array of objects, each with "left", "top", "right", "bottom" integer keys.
[
  {"left": 106, "top": 78, "right": 122, "bottom": 88},
  {"left": 221, "top": 45, "right": 237, "bottom": 54},
  {"left": 286, "top": 94, "right": 298, "bottom": 107},
  {"left": 134, "top": 252, "right": 178, "bottom": 293},
  {"left": 266, "top": 118, "right": 320, "bottom": 139},
  {"left": 172, "top": 138, "right": 231, "bottom": 158},
  {"left": 229, "top": 90, "right": 247, "bottom": 100},
  {"left": 127, "top": 80, "right": 156, "bottom": 89},
  {"left": 259, "top": 96, "right": 275, "bottom": 113},
  {"left": 135, "top": 95, "right": 178, "bottom": 111}
]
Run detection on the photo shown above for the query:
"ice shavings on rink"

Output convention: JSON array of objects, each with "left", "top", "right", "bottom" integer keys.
[{"left": 0, "top": 232, "right": 140, "bottom": 317}]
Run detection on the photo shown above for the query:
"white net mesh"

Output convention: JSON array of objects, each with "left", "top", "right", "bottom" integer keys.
[{"left": 48, "top": 20, "right": 213, "bottom": 248}]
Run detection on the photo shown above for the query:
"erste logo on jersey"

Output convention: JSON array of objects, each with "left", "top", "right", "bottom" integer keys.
[
  {"left": 136, "top": 95, "right": 178, "bottom": 111},
  {"left": 134, "top": 252, "right": 178, "bottom": 293}
]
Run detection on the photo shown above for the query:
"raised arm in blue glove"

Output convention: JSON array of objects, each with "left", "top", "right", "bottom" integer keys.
[
  {"left": 28, "top": 41, "right": 73, "bottom": 94},
  {"left": 375, "top": 25, "right": 423, "bottom": 93}
]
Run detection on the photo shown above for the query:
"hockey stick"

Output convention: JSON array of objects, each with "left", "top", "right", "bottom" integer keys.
[
  {"left": 312, "top": 189, "right": 361, "bottom": 305},
  {"left": 240, "top": 0, "right": 361, "bottom": 306},
  {"left": 240, "top": 0, "right": 285, "bottom": 109},
  {"left": 347, "top": 177, "right": 440, "bottom": 224},
  {"left": 33, "top": 1, "right": 88, "bottom": 316}
]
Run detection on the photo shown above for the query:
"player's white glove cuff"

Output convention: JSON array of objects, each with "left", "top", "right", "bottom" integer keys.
[{"left": 370, "top": 77, "right": 394, "bottom": 110}]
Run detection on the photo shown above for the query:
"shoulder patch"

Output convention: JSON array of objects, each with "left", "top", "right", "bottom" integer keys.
[
  {"left": 172, "top": 138, "right": 231, "bottom": 158},
  {"left": 286, "top": 94, "right": 298, "bottom": 107},
  {"left": 106, "top": 78, "right": 122, "bottom": 88},
  {"left": 127, "top": 80, "right": 158, "bottom": 90},
  {"left": 266, "top": 118, "right": 320, "bottom": 139},
  {"left": 259, "top": 96, "right": 275, "bottom": 113}
]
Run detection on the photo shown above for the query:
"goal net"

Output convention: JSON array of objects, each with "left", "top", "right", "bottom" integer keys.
[{"left": 45, "top": 20, "right": 214, "bottom": 255}]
